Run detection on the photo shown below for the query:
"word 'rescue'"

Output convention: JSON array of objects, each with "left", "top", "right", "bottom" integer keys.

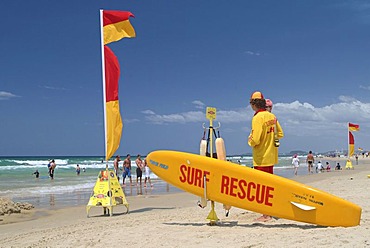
[{"left": 221, "top": 175, "right": 274, "bottom": 206}]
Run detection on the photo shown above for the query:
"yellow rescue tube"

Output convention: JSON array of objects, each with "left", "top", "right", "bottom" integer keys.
[
  {"left": 200, "top": 139, "right": 207, "bottom": 156},
  {"left": 215, "top": 137, "right": 226, "bottom": 161}
]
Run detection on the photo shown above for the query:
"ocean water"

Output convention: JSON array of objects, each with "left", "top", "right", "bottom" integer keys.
[{"left": 0, "top": 155, "right": 305, "bottom": 209}]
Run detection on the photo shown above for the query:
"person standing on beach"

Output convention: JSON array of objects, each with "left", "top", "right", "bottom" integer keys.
[
  {"left": 306, "top": 151, "right": 314, "bottom": 174},
  {"left": 114, "top": 155, "right": 121, "bottom": 181},
  {"left": 248, "top": 91, "right": 284, "bottom": 222},
  {"left": 135, "top": 154, "right": 143, "bottom": 186},
  {"left": 122, "top": 154, "right": 132, "bottom": 186},
  {"left": 143, "top": 158, "right": 153, "bottom": 188},
  {"left": 292, "top": 154, "right": 299, "bottom": 176}
]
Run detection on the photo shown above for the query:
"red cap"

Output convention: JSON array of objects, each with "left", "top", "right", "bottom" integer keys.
[
  {"left": 265, "top": 99, "right": 273, "bottom": 107},
  {"left": 250, "top": 91, "right": 264, "bottom": 100}
]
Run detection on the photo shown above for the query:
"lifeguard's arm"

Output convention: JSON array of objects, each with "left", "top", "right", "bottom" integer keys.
[
  {"left": 276, "top": 120, "right": 284, "bottom": 139},
  {"left": 248, "top": 117, "right": 262, "bottom": 147}
]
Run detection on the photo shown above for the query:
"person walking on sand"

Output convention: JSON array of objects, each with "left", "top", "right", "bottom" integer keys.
[
  {"left": 248, "top": 91, "right": 284, "bottom": 222},
  {"left": 122, "top": 154, "right": 132, "bottom": 186},
  {"left": 143, "top": 158, "right": 153, "bottom": 188},
  {"left": 306, "top": 151, "right": 314, "bottom": 174},
  {"left": 114, "top": 155, "right": 121, "bottom": 181},
  {"left": 292, "top": 154, "right": 299, "bottom": 176},
  {"left": 135, "top": 154, "right": 143, "bottom": 186}
]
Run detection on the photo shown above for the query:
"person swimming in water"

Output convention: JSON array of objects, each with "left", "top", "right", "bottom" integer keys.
[{"left": 33, "top": 170, "right": 40, "bottom": 178}]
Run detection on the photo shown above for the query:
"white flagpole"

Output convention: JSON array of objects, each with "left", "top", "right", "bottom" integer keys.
[
  {"left": 347, "top": 122, "right": 350, "bottom": 158},
  {"left": 100, "top": 10, "right": 108, "bottom": 162}
]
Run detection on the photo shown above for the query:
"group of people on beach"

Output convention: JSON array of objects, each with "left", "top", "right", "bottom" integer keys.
[
  {"left": 291, "top": 152, "right": 348, "bottom": 175},
  {"left": 113, "top": 154, "right": 153, "bottom": 188}
]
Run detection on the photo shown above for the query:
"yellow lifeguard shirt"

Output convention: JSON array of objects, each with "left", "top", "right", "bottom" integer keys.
[{"left": 248, "top": 110, "right": 284, "bottom": 167}]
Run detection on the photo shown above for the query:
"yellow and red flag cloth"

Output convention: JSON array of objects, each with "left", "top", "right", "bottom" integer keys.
[
  {"left": 348, "top": 123, "right": 360, "bottom": 132},
  {"left": 103, "top": 10, "right": 136, "bottom": 45},
  {"left": 104, "top": 46, "right": 123, "bottom": 161},
  {"left": 349, "top": 131, "right": 355, "bottom": 157}
]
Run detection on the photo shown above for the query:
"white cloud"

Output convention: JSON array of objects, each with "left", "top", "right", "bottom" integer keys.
[
  {"left": 39, "top": 85, "right": 67, "bottom": 91},
  {"left": 192, "top": 100, "right": 205, "bottom": 109},
  {"left": 0, "top": 91, "right": 19, "bottom": 100},
  {"left": 244, "top": 51, "right": 261, "bottom": 56},
  {"left": 360, "top": 85, "right": 370, "bottom": 90},
  {"left": 144, "top": 111, "right": 204, "bottom": 124},
  {"left": 141, "top": 110, "right": 156, "bottom": 115},
  {"left": 124, "top": 118, "right": 140, "bottom": 124}
]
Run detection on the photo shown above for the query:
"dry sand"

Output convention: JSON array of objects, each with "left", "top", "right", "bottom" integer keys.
[{"left": 0, "top": 157, "right": 369, "bottom": 248}]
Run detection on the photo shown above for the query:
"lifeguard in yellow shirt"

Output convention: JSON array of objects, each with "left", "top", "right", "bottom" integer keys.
[{"left": 248, "top": 91, "right": 284, "bottom": 221}]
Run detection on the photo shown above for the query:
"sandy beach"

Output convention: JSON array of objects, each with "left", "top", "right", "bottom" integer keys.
[{"left": 1, "top": 157, "right": 369, "bottom": 248}]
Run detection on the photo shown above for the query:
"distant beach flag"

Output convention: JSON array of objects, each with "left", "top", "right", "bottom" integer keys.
[
  {"left": 348, "top": 123, "right": 360, "bottom": 132},
  {"left": 100, "top": 10, "right": 136, "bottom": 161},
  {"left": 103, "top": 10, "right": 136, "bottom": 45},
  {"left": 349, "top": 131, "right": 355, "bottom": 157}
]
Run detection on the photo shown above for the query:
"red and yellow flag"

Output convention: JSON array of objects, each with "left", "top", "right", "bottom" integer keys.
[
  {"left": 103, "top": 10, "right": 136, "bottom": 45},
  {"left": 348, "top": 123, "right": 360, "bottom": 132},
  {"left": 101, "top": 10, "right": 135, "bottom": 161},
  {"left": 104, "top": 45, "right": 123, "bottom": 161},
  {"left": 349, "top": 131, "right": 355, "bottom": 157}
]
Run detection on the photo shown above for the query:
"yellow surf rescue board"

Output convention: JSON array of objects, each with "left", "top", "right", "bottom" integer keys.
[{"left": 147, "top": 150, "right": 361, "bottom": 227}]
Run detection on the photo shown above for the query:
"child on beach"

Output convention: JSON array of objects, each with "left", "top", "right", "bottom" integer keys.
[
  {"left": 317, "top": 161, "right": 324, "bottom": 173},
  {"left": 143, "top": 159, "right": 153, "bottom": 188},
  {"left": 335, "top": 162, "right": 342, "bottom": 170},
  {"left": 326, "top": 162, "right": 331, "bottom": 171},
  {"left": 291, "top": 154, "right": 299, "bottom": 176}
]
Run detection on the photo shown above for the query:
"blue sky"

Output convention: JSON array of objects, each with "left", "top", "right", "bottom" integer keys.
[{"left": 1, "top": 0, "right": 370, "bottom": 156}]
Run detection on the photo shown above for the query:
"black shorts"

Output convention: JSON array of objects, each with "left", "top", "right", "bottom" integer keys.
[{"left": 136, "top": 167, "right": 142, "bottom": 178}]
